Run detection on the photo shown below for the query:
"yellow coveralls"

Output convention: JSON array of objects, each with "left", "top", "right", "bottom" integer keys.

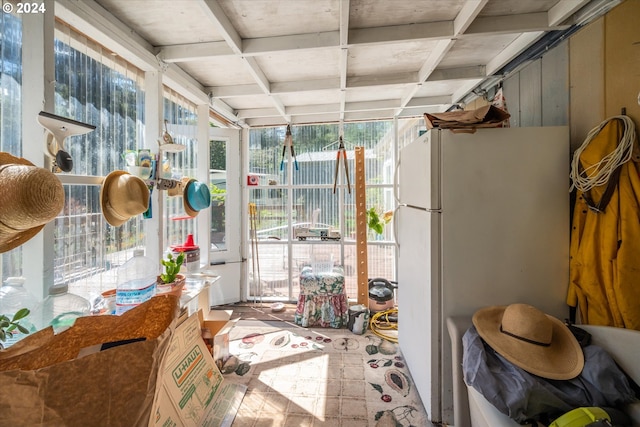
[{"left": 568, "top": 118, "right": 640, "bottom": 330}]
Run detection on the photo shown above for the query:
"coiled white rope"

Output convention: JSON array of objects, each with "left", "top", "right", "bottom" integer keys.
[{"left": 570, "top": 115, "right": 637, "bottom": 192}]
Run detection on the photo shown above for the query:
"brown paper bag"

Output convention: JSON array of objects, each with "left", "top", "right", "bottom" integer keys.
[
  {"left": 424, "top": 105, "right": 511, "bottom": 132},
  {"left": 0, "top": 294, "right": 180, "bottom": 427}
]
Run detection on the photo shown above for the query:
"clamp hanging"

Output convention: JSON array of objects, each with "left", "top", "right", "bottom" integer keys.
[
  {"left": 333, "top": 136, "right": 351, "bottom": 194},
  {"left": 280, "top": 124, "right": 299, "bottom": 171}
]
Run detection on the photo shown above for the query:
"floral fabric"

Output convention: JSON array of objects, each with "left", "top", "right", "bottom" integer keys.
[{"left": 294, "top": 266, "right": 348, "bottom": 328}]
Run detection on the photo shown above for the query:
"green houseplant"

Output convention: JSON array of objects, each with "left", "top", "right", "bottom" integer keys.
[
  {"left": 366, "top": 207, "right": 393, "bottom": 236},
  {"left": 158, "top": 252, "right": 186, "bottom": 296},
  {"left": 0, "top": 308, "right": 30, "bottom": 348}
]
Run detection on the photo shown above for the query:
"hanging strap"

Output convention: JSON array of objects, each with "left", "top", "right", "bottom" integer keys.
[{"left": 579, "top": 163, "right": 622, "bottom": 214}]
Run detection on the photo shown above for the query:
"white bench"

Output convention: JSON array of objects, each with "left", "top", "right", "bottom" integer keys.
[{"left": 447, "top": 317, "right": 640, "bottom": 427}]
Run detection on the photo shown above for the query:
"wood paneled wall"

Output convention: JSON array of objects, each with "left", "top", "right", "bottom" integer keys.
[
  {"left": 501, "top": 41, "right": 569, "bottom": 130},
  {"left": 462, "top": 0, "right": 638, "bottom": 157},
  {"left": 570, "top": 0, "right": 639, "bottom": 152}
]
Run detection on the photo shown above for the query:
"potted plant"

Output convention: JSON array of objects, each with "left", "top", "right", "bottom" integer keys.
[
  {"left": 366, "top": 206, "right": 393, "bottom": 238},
  {"left": 158, "top": 252, "right": 186, "bottom": 296},
  {"left": 0, "top": 308, "right": 30, "bottom": 349}
]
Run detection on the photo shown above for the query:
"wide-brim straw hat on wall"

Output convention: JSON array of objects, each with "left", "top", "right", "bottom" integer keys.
[
  {"left": 0, "top": 152, "right": 65, "bottom": 253},
  {"left": 472, "top": 303, "right": 584, "bottom": 380},
  {"left": 100, "top": 170, "right": 150, "bottom": 227}
]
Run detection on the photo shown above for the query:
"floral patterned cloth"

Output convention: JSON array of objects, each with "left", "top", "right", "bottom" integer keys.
[{"left": 294, "top": 266, "right": 348, "bottom": 328}]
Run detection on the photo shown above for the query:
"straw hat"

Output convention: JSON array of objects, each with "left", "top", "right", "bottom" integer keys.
[
  {"left": 472, "top": 303, "right": 584, "bottom": 380},
  {"left": 0, "top": 152, "right": 65, "bottom": 253},
  {"left": 183, "top": 179, "right": 210, "bottom": 217},
  {"left": 167, "top": 176, "right": 189, "bottom": 197},
  {"left": 100, "top": 170, "right": 150, "bottom": 226}
]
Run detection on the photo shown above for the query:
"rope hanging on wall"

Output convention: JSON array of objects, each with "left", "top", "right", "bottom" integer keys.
[{"left": 569, "top": 115, "right": 637, "bottom": 193}]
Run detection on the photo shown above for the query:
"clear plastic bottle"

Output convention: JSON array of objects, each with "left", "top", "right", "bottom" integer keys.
[
  {"left": 116, "top": 249, "right": 157, "bottom": 315},
  {"left": 0, "top": 277, "right": 39, "bottom": 348},
  {"left": 38, "top": 283, "right": 91, "bottom": 333}
]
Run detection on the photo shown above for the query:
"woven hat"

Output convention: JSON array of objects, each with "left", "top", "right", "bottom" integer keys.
[
  {"left": 183, "top": 179, "right": 210, "bottom": 217},
  {"left": 0, "top": 152, "right": 65, "bottom": 253},
  {"left": 472, "top": 303, "right": 584, "bottom": 380},
  {"left": 100, "top": 170, "right": 149, "bottom": 226},
  {"left": 167, "top": 176, "right": 189, "bottom": 197}
]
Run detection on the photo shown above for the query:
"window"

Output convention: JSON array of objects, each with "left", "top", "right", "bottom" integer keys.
[
  {"left": 247, "top": 121, "right": 398, "bottom": 301},
  {"left": 52, "top": 21, "right": 146, "bottom": 302},
  {"left": 209, "top": 138, "right": 226, "bottom": 251},
  {"left": 0, "top": 11, "right": 22, "bottom": 281},
  {"left": 163, "top": 89, "right": 199, "bottom": 252}
]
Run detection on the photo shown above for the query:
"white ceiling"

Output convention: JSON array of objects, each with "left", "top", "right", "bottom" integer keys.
[{"left": 65, "top": 0, "right": 617, "bottom": 128}]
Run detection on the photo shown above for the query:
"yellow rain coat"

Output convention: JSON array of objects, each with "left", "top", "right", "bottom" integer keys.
[{"left": 568, "top": 118, "right": 640, "bottom": 330}]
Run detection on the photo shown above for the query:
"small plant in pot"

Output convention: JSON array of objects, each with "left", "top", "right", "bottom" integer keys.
[
  {"left": 158, "top": 252, "right": 186, "bottom": 296},
  {"left": 0, "top": 308, "right": 30, "bottom": 349}
]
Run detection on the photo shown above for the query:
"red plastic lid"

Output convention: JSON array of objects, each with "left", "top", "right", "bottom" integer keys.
[{"left": 170, "top": 234, "right": 199, "bottom": 251}]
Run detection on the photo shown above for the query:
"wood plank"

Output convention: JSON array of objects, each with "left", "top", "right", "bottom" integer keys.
[
  {"left": 504, "top": 73, "right": 520, "bottom": 127},
  {"left": 519, "top": 59, "right": 542, "bottom": 127},
  {"left": 541, "top": 40, "right": 569, "bottom": 126},
  {"left": 569, "top": 17, "right": 605, "bottom": 153},
  {"left": 604, "top": 0, "right": 640, "bottom": 126},
  {"left": 355, "top": 147, "right": 368, "bottom": 306}
]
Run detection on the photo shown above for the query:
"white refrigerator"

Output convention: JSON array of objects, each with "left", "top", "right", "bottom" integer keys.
[{"left": 395, "top": 127, "right": 570, "bottom": 425}]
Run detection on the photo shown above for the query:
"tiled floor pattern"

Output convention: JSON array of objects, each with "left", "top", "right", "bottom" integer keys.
[{"left": 224, "top": 322, "right": 430, "bottom": 427}]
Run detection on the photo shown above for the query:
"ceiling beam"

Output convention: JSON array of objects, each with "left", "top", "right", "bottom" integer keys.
[
  {"left": 339, "top": 0, "right": 350, "bottom": 122},
  {"left": 348, "top": 72, "right": 417, "bottom": 88},
  {"left": 427, "top": 65, "right": 486, "bottom": 81},
  {"left": 156, "top": 41, "right": 233, "bottom": 63},
  {"left": 237, "top": 108, "right": 281, "bottom": 119},
  {"left": 198, "top": 0, "right": 242, "bottom": 54},
  {"left": 464, "top": 12, "right": 570, "bottom": 36},
  {"left": 207, "top": 65, "right": 485, "bottom": 99},
  {"left": 158, "top": 12, "right": 568, "bottom": 63},
  {"left": 548, "top": 0, "right": 590, "bottom": 26},
  {"left": 405, "top": 95, "right": 454, "bottom": 108},
  {"left": 454, "top": 0, "right": 489, "bottom": 35},
  {"left": 485, "top": 31, "right": 545, "bottom": 75},
  {"left": 208, "top": 84, "right": 264, "bottom": 98},
  {"left": 197, "top": 0, "right": 289, "bottom": 122},
  {"left": 55, "top": 0, "right": 157, "bottom": 72},
  {"left": 56, "top": 0, "right": 234, "bottom": 112},
  {"left": 397, "top": 0, "right": 487, "bottom": 115},
  {"left": 398, "top": 39, "right": 454, "bottom": 112},
  {"left": 235, "top": 96, "right": 454, "bottom": 122},
  {"left": 349, "top": 21, "right": 452, "bottom": 45},
  {"left": 243, "top": 31, "right": 339, "bottom": 56}
]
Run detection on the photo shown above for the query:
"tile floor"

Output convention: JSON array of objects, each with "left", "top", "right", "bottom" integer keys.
[
  {"left": 224, "top": 321, "right": 431, "bottom": 427},
  {"left": 230, "top": 348, "right": 373, "bottom": 426}
]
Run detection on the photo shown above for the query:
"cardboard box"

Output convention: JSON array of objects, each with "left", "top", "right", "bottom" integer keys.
[
  {"left": 198, "top": 308, "right": 238, "bottom": 370},
  {"left": 0, "top": 295, "right": 179, "bottom": 427},
  {"left": 0, "top": 294, "right": 245, "bottom": 427},
  {"left": 150, "top": 311, "right": 245, "bottom": 427}
]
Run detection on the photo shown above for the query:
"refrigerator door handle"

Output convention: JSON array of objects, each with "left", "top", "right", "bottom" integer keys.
[
  {"left": 394, "top": 205, "right": 438, "bottom": 249},
  {"left": 393, "top": 205, "right": 402, "bottom": 248},
  {"left": 393, "top": 156, "right": 401, "bottom": 204}
]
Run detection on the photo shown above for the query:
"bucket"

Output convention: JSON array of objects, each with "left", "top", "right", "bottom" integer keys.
[{"left": 347, "top": 304, "right": 369, "bottom": 335}]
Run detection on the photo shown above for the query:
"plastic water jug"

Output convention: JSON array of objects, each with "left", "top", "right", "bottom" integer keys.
[
  {"left": 38, "top": 283, "right": 91, "bottom": 333},
  {"left": 116, "top": 249, "right": 157, "bottom": 315},
  {"left": 0, "top": 277, "right": 39, "bottom": 347}
]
